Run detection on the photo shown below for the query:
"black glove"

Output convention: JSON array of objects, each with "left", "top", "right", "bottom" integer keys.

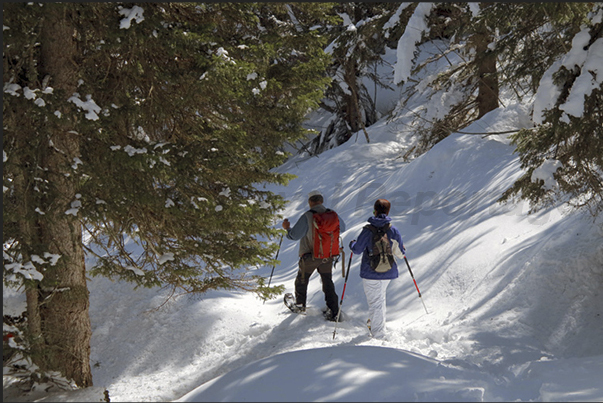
[{"left": 349, "top": 240, "right": 356, "bottom": 249}]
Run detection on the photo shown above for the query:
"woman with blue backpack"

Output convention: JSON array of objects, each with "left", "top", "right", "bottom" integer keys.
[{"left": 349, "top": 199, "right": 405, "bottom": 339}]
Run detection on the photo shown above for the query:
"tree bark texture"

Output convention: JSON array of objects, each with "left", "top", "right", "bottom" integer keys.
[
  {"left": 28, "top": 5, "right": 93, "bottom": 387},
  {"left": 473, "top": 17, "right": 499, "bottom": 118},
  {"left": 343, "top": 58, "right": 370, "bottom": 143}
]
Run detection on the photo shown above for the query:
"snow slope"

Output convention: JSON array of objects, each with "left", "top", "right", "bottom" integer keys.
[
  {"left": 6, "top": 95, "right": 603, "bottom": 403},
  {"left": 94, "top": 102, "right": 603, "bottom": 402},
  {"left": 186, "top": 91, "right": 603, "bottom": 400},
  {"left": 4, "top": 42, "right": 603, "bottom": 402}
]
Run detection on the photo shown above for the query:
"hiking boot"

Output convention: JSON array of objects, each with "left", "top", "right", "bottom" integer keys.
[
  {"left": 295, "top": 304, "right": 306, "bottom": 314},
  {"left": 323, "top": 308, "right": 339, "bottom": 322}
]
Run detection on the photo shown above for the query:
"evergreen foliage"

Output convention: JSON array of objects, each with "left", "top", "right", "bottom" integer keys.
[
  {"left": 2, "top": 0, "right": 602, "bottom": 392},
  {"left": 501, "top": 5, "right": 603, "bottom": 217},
  {"left": 389, "top": 3, "right": 597, "bottom": 163},
  {"left": 307, "top": 3, "right": 402, "bottom": 154},
  {"left": 388, "top": 3, "right": 475, "bottom": 156},
  {"left": 3, "top": 1, "right": 332, "bottom": 295},
  {"left": 3, "top": 2, "right": 333, "bottom": 387},
  {"left": 490, "top": 2, "right": 593, "bottom": 94}
]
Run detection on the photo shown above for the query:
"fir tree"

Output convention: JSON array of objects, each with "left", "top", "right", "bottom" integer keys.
[
  {"left": 501, "top": 5, "right": 603, "bottom": 217},
  {"left": 307, "top": 2, "right": 402, "bottom": 155},
  {"left": 389, "top": 2, "right": 476, "bottom": 157},
  {"left": 392, "top": 2, "right": 593, "bottom": 159},
  {"left": 3, "top": 2, "right": 332, "bottom": 388}
]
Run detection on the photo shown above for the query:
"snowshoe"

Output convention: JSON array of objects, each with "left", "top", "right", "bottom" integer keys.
[{"left": 284, "top": 293, "right": 305, "bottom": 314}]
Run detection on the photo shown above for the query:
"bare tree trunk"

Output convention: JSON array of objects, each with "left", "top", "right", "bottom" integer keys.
[
  {"left": 26, "top": 4, "right": 93, "bottom": 387},
  {"left": 473, "top": 15, "right": 499, "bottom": 118},
  {"left": 344, "top": 58, "right": 370, "bottom": 143},
  {"left": 14, "top": 170, "right": 46, "bottom": 363}
]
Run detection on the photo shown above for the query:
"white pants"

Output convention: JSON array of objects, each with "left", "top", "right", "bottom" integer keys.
[{"left": 363, "top": 278, "right": 391, "bottom": 339}]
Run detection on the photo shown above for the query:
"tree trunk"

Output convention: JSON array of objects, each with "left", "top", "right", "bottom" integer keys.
[
  {"left": 27, "top": 4, "right": 93, "bottom": 387},
  {"left": 343, "top": 58, "right": 370, "bottom": 143},
  {"left": 473, "top": 12, "right": 499, "bottom": 118}
]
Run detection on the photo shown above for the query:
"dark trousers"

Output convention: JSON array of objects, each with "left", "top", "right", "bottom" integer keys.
[{"left": 294, "top": 254, "right": 339, "bottom": 315}]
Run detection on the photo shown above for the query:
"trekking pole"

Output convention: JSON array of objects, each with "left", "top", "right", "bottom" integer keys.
[
  {"left": 339, "top": 238, "right": 345, "bottom": 278},
  {"left": 333, "top": 252, "right": 353, "bottom": 340},
  {"left": 403, "top": 255, "right": 429, "bottom": 314},
  {"left": 263, "top": 233, "right": 284, "bottom": 305}
]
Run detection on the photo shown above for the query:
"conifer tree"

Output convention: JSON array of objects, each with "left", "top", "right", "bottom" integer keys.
[
  {"left": 392, "top": 2, "right": 593, "bottom": 159},
  {"left": 501, "top": 5, "right": 603, "bottom": 217},
  {"left": 3, "top": 2, "right": 332, "bottom": 387},
  {"left": 389, "top": 2, "right": 476, "bottom": 156},
  {"left": 306, "top": 3, "right": 400, "bottom": 154},
  {"left": 488, "top": 2, "right": 593, "bottom": 95}
]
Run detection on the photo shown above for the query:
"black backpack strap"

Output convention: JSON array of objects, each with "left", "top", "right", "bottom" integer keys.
[{"left": 364, "top": 223, "right": 390, "bottom": 233}]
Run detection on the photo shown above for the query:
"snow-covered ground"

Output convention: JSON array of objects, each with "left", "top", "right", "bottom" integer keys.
[{"left": 4, "top": 41, "right": 603, "bottom": 402}]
